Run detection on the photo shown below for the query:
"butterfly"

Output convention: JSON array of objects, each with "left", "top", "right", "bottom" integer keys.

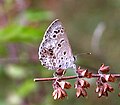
[{"left": 38, "top": 19, "right": 76, "bottom": 71}]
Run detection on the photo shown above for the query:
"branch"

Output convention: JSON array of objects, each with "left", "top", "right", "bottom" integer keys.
[
  {"left": 34, "top": 65, "right": 120, "bottom": 99},
  {"left": 34, "top": 74, "right": 120, "bottom": 82}
]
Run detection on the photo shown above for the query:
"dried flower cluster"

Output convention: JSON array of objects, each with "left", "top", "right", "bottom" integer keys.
[
  {"left": 52, "top": 79, "right": 71, "bottom": 99},
  {"left": 74, "top": 78, "right": 90, "bottom": 98},
  {"left": 52, "top": 67, "right": 92, "bottom": 99},
  {"left": 95, "top": 64, "right": 115, "bottom": 98},
  {"left": 76, "top": 67, "right": 92, "bottom": 78},
  {"left": 34, "top": 64, "right": 120, "bottom": 100}
]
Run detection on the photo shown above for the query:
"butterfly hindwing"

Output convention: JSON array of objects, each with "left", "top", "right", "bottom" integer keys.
[{"left": 38, "top": 19, "right": 76, "bottom": 70}]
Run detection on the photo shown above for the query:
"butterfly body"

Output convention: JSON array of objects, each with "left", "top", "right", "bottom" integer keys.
[{"left": 38, "top": 19, "right": 76, "bottom": 70}]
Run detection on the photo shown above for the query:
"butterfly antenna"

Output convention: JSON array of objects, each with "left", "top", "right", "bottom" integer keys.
[
  {"left": 76, "top": 52, "right": 92, "bottom": 56},
  {"left": 81, "top": 52, "right": 91, "bottom": 55}
]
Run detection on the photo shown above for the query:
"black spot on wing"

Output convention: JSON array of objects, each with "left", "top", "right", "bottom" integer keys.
[
  {"left": 54, "top": 30, "right": 60, "bottom": 34},
  {"left": 63, "top": 51, "right": 66, "bottom": 55},
  {"left": 59, "top": 65, "right": 61, "bottom": 67},
  {"left": 60, "top": 39, "right": 64, "bottom": 43},
  {"left": 61, "top": 57, "right": 63, "bottom": 59},
  {"left": 53, "top": 35, "right": 56, "bottom": 38},
  {"left": 58, "top": 44, "right": 61, "bottom": 47}
]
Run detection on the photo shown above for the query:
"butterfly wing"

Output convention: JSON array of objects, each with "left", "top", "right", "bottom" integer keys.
[{"left": 38, "top": 19, "right": 76, "bottom": 70}]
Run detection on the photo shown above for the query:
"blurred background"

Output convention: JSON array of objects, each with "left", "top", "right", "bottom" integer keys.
[{"left": 0, "top": 0, "right": 120, "bottom": 105}]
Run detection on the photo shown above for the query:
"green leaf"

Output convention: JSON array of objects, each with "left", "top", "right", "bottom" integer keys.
[{"left": 0, "top": 25, "right": 45, "bottom": 42}]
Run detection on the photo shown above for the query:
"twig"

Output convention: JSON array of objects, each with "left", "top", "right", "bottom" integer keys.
[{"left": 34, "top": 74, "right": 120, "bottom": 82}]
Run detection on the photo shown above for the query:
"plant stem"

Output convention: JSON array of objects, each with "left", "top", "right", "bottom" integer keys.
[{"left": 34, "top": 74, "right": 120, "bottom": 82}]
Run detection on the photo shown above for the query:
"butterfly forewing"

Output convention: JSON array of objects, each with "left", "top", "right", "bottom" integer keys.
[{"left": 38, "top": 19, "right": 75, "bottom": 70}]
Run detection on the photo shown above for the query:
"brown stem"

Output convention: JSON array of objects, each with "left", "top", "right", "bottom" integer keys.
[{"left": 34, "top": 74, "right": 120, "bottom": 82}]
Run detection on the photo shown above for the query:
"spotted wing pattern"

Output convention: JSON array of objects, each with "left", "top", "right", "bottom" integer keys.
[{"left": 38, "top": 19, "right": 76, "bottom": 70}]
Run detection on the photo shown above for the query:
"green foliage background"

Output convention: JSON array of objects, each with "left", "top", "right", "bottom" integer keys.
[{"left": 0, "top": 0, "right": 120, "bottom": 105}]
